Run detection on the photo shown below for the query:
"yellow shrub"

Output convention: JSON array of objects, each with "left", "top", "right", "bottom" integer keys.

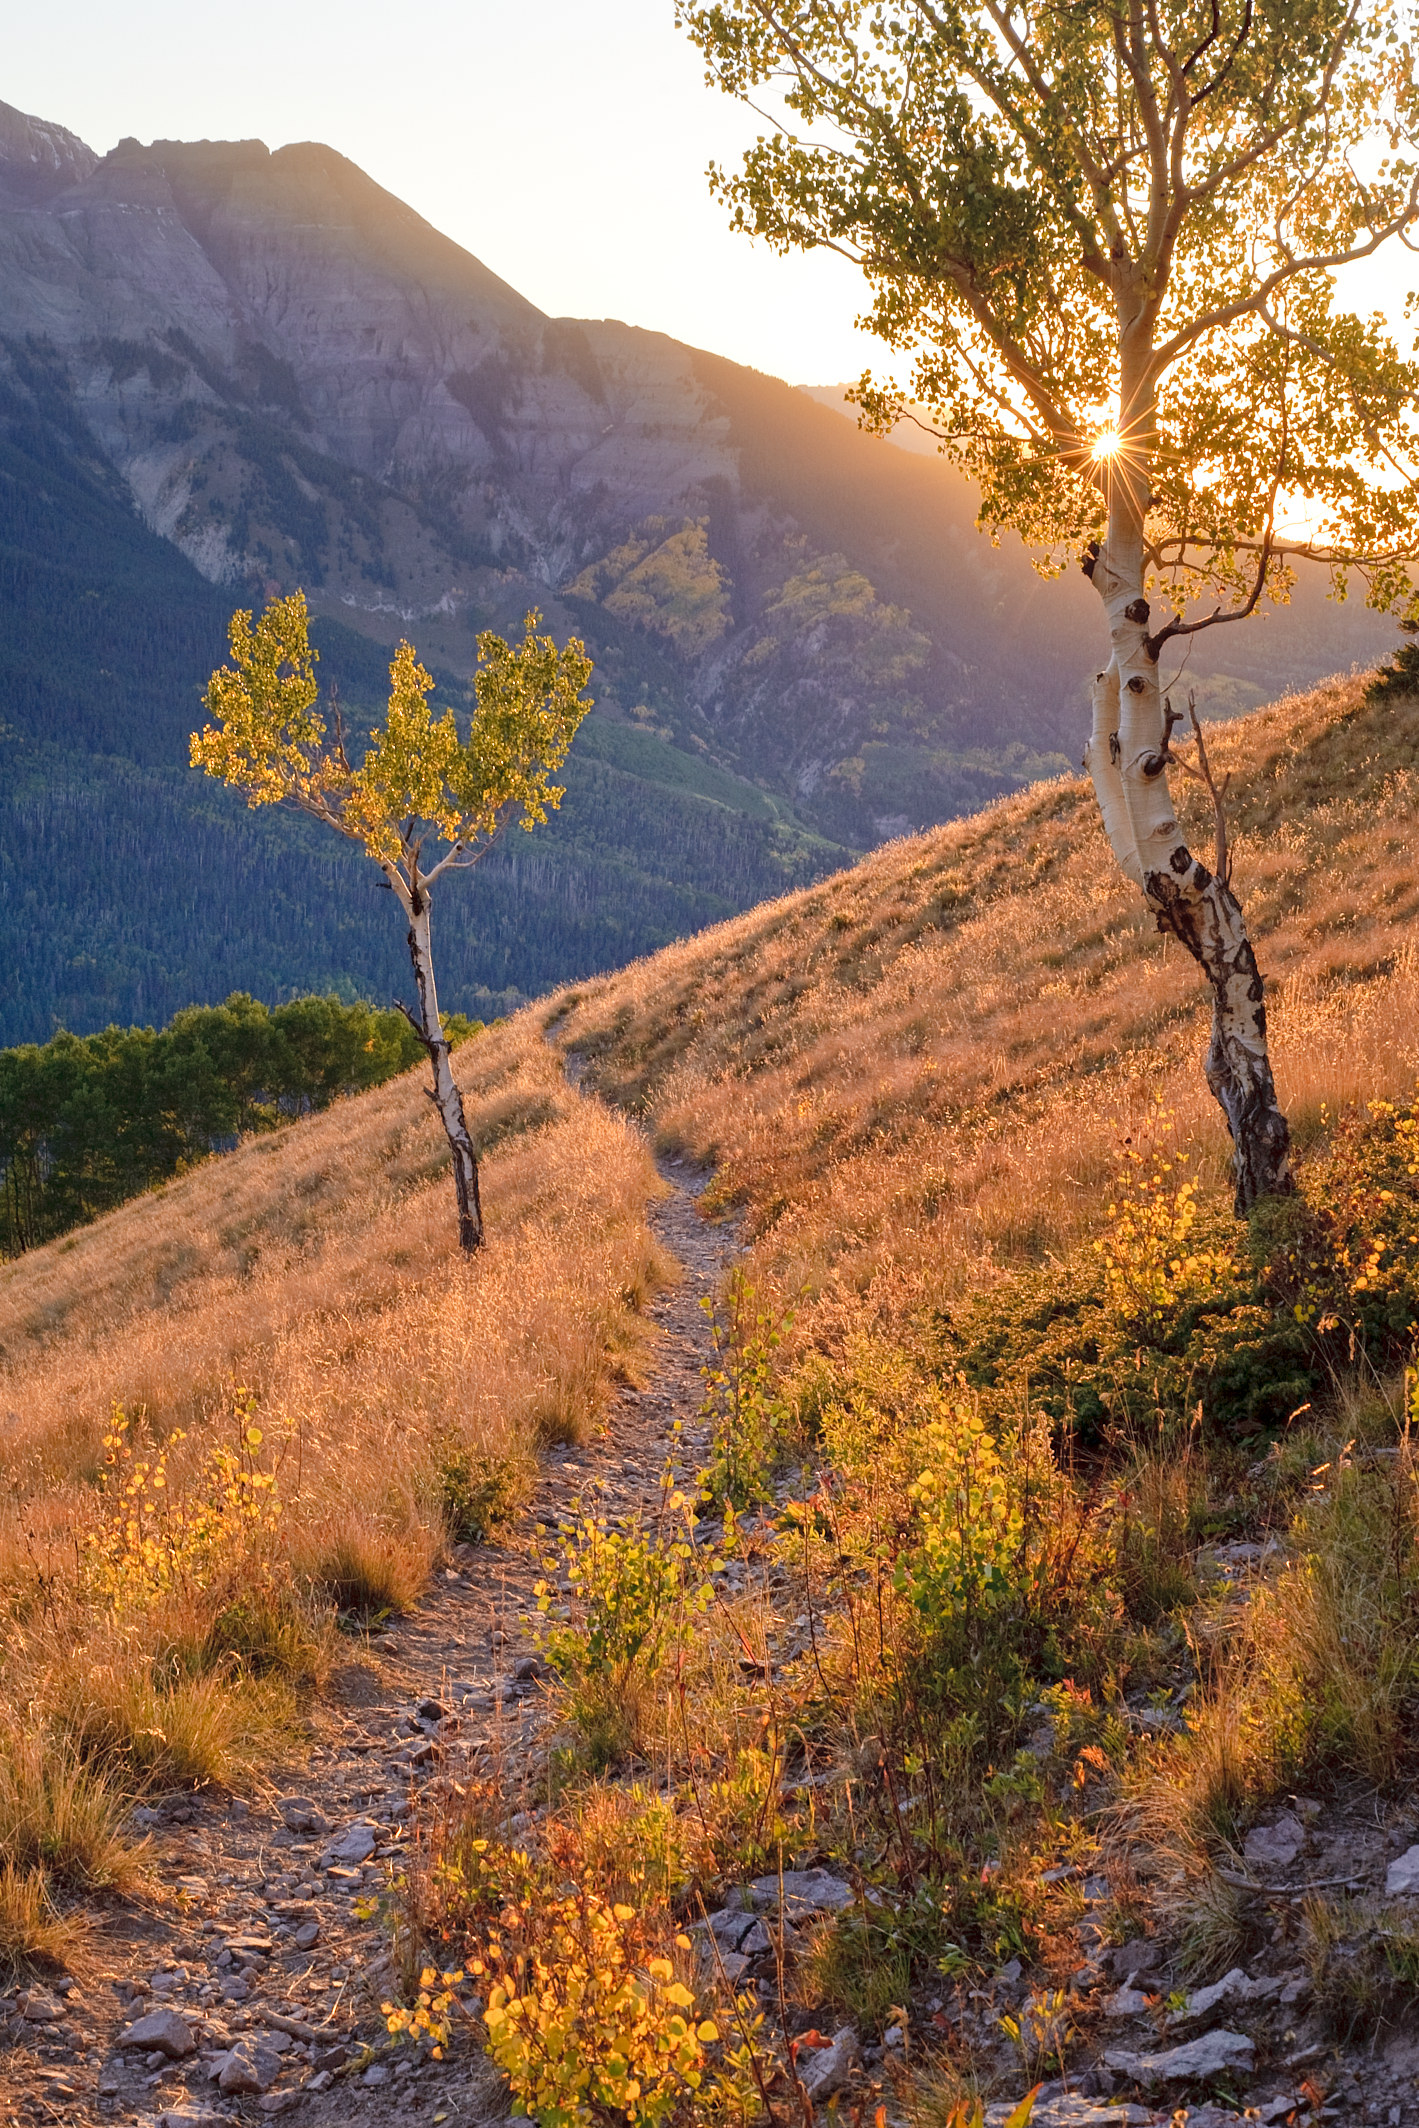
[{"left": 475, "top": 1887, "right": 717, "bottom": 2128}]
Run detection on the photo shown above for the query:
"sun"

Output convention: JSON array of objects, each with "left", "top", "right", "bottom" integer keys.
[{"left": 1091, "top": 427, "right": 1123, "bottom": 461}]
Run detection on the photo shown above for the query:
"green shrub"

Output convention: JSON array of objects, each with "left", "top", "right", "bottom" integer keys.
[
  {"left": 438, "top": 1444, "right": 533, "bottom": 1543},
  {"left": 699, "top": 1272, "right": 797, "bottom": 1511}
]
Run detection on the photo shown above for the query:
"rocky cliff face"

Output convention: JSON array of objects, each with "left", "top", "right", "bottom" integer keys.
[{"left": 0, "top": 103, "right": 1108, "bottom": 842}]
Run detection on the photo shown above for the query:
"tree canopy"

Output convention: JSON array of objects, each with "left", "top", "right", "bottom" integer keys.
[
  {"left": 680, "top": 0, "right": 1419, "bottom": 630},
  {"left": 193, "top": 593, "right": 594, "bottom": 894}
]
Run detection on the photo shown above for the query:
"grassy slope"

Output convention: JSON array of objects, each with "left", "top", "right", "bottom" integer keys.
[
  {"left": 11, "top": 665, "right": 1413, "bottom": 1507},
  {"left": 551, "top": 671, "right": 1419, "bottom": 1312},
  {"left": 5, "top": 667, "right": 1418, "bottom": 2009}
]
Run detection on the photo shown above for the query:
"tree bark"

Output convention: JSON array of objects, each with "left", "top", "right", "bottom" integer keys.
[
  {"left": 1081, "top": 520, "right": 1292, "bottom": 1215},
  {"left": 403, "top": 880, "right": 484, "bottom": 1252}
]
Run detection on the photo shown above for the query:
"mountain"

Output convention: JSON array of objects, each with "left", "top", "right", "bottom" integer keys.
[{"left": 0, "top": 102, "right": 1391, "bottom": 1041}]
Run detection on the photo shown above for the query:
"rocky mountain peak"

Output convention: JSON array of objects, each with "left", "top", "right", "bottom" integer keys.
[{"left": 0, "top": 98, "right": 98, "bottom": 204}]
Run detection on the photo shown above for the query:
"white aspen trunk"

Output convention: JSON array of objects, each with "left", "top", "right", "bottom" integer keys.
[
  {"left": 1082, "top": 437, "right": 1292, "bottom": 1212},
  {"left": 403, "top": 877, "right": 484, "bottom": 1253},
  {"left": 1080, "top": 336, "right": 1293, "bottom": 1217}
]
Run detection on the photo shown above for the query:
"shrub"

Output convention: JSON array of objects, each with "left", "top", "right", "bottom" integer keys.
[
  {"left": 479, "top": 1889, "right": 719, "bottom": 2128},
  {"left": 438, "top": 1442, "right": 534, "bottom": 1543},
  {"left": 699, "top": 1272, "right": 797, "bottom": 1512},
  {"left": 534, "top": 1492, "right": 721, "bottom": 1764},
  {"left": 84, "top": 1390, "right": 284, "bottom": 1612}
]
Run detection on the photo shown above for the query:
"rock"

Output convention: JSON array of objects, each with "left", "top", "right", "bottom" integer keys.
[
  {"left": 1385, "top": 1844, "right": 1419, "bottom": 1897},
  {"left": 293, "top": 1921, "right": 321, "bottom": 1951},
  {"left": 306, "top": 2070, "right": 333, "bottom": 2093},
  {"left": 20, "top": 1988, "right": 64, "bottom": 2021},
  {"left": 362, "top": 2064, "right": 390, "bottom": 2086},
  {"left": 1180, "top": 1967, "right": 1248, "bottom": 2020},
  {"left": 131, "top": 1805, "right": 163, "bottom": 1831},
  {"left": 158, "top": 2106, "right": 227, "bottom": 2128},
  {"left": 1104, "top": 1987, "right": 1152, "bottom": 2017},
  {"left": 120, "top": 2008, "right": 198, "bottom": 2060},
  {"left": 311, "top": 2045, "right": 349, "bottom": 2072},
  {"left": 1280, "top": 1975, "right": 1311, "bottom": 2006},
  {"left": 218, "top": 2037, "right": 285, "bottom": 2094},
  {"left": 985, "top": 2103, "right": 1155, "bottom": 2127},
  {"left": 258, "top": 2095, "right": 302, "bottom": 2115},
  {"left": 705, "top": 1908, "right": 771, "bottom": 1955},
  {"left": 794, "top": 2027, "right": 859, "bottom": 2101},
  {"left": 1104, "top": 2027, "right": 1256, "bottom": 2083},
  {"left": 1243, "top": 1814, "right": 1305, "bottom": 1871},
  {"left": 98, "top": 2069, "right": 124, "bottom": 2097},
  {"left": 749, "top": 1869, "right": 855, "bottom": 1918},
  {"left": 416, "top": 1697, "right": 448, "bottom": 1722},
  {"left": 1108, "top": 1938, "right": 1163, "bottom": 1984},
  {"left": 322, "top": 1822, "right": 378, "bottom": 1866},
  {"left": 277, "top": 1797, "right": 331, "bottom": 1836}
]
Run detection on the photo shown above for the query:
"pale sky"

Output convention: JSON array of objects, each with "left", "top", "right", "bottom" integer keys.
[{"left": 6, "top": 0, "right": 1414, "bottom": 389}]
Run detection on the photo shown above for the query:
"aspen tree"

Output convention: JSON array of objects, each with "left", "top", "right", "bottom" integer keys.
[
  {"left": 680, "top": 0, "right": 1419, "bottom": 1207},
  {"left": 193, "top": 595, "right": 592, "bottom": 1248}
]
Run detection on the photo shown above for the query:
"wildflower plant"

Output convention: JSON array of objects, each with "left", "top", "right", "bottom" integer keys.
[
  {"left": 1095, "top": 1105, "right": 1238, "bottom": 1330},
  {"left": 699, "top": 1271, "right": 796, "bottom": 1511},
  {"left": 533, "top": 1487, "right": 719, "bottom": 1688},
  {"left": 85, "top": 1387, "right": 284, "bottom": 1611}
]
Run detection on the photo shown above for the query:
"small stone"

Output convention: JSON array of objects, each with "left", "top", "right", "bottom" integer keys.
[
  {"left": 362, "top": 2064, "right": 391, "bottom": 2086},
  {"left": 1104, "top": 1988, "right": 1151, "bottom": 2017},
  {"left": 1180, "top": 1967, "right": 1248, "bottom": 2021},
  {"left": 158, "top": 2106, "right": 227, "bottom": 2128},
  {"left": 20, "top": 1987, "right": 64, "bottom": 2021},
  {"left": 795, "top": 2027, "right": 859, "bottom": 2101},
  {"left": 99, "top": 2068, "right": 124, "bottom": 2097},
  {"left": 277, "top": 1797, "right": 331, "bottom": 1837},
  {"left": 324, "top": 1823, "right": 379, "bottom": 1866},
  {"left": 1107, "top": 1938, "right": 1162, "bottom": 1984},
  {"left": 312, "top": 2045, "right": 348, "bottom": 2072},
  {"left": 705, "top": 1908, "right": 771, "bottom": 1955},
  {"left": 1385, "top": 1844, "right": 1419, "bottom": 1898},
  {"left": 306, "top": 2070, "right": 333, "bottom": 2092},
  {"left": 132, "top": 1806, "right": 163, "bottom": 1831},
  {"left": 293, "top": 1921, "right": 321, "bottom": 1950},
  {"left": 1244, "top": 1814, "right": 1305, "bottom": 1871},
  {"left": 1104, "top": 2027, "right": 1256, "bottom": 2083},
  {"left": 749, "top": 1869, "right": 855, "bottom": 1918},
  {"left": 219, "top": 2036, "right": 284, "bottom": 2094},
  {"left": 982, "top": 2102, "right": 1154, "bottom": 2126},
  {"left": 258, "top": 2094, "right": 302, "bottom": 2114},
  {"left": 416, "top": 1697, "right": 448, "bottom": 1721},
  {"left": 120, "top": 2008, "right": 198, "bottom": 2060}
]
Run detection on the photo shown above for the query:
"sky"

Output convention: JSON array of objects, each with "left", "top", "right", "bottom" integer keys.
[
  {"left": 7, "top": 0, "right": 1415, "bottom": 394},
  {"left": 4, "top": 0, "right": 879, "bottom": 388}
]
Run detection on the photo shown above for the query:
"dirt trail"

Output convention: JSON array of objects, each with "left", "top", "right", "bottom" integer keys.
[{"left": 0, "top": 1144, "right": 739, "bottom": 2128}]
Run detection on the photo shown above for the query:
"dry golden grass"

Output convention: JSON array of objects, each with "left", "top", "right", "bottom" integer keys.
[
  {"left": 0, "top": 1019, "right": 667, "bottom": 1582},
  {"left": 553, "top": 674, "right": 1419, "bottom": 1339},
  {"left": 0, "top": 1014, "right": 669, "bottom": 1954}
]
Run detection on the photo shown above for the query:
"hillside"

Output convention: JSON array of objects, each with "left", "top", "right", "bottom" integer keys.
[
  {"left": 0, "top": 98, "right": 1393, "bottom": 1042},
  {"left": 2, "top": 674, "right": 1418, "bottom": 2123}
]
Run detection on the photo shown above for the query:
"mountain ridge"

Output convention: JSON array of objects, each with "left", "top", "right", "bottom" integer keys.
[{"left": 0, "top": 100, "right": 1391, "bottom": 1042}]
